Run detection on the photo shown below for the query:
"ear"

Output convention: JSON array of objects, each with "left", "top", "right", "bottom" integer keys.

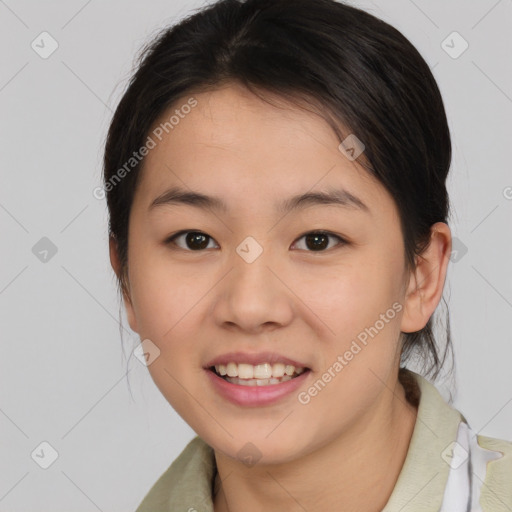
[
  {"left": 400, "top": 222, "right": 452, "bottom": 333},
  {"left": 109, "top": 236, "right": 138, "bottom": 333}
]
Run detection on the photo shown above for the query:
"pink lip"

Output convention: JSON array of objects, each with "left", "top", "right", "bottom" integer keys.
[
  {"left": 205, "top": 367, "right": 311, "bottom": 407},
  {"left": 204, "top": 351, "right": 309, "bottom": 368}
]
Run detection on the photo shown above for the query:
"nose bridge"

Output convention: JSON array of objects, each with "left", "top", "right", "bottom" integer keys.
[
  {"left": 215, "top": 234, "right": 293, "bottom": 331},
  {"left": 231, "top": 234, "right": 276, "bottom": 298}
]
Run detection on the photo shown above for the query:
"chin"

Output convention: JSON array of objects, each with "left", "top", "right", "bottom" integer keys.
[{"left": 199, "top": 425, "right": 312, "bottom": 468}]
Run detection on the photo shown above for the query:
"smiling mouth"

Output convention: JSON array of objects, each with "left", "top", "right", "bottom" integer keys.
[{"left": 209, "top": 362, "right": 310, "bottom": 387}]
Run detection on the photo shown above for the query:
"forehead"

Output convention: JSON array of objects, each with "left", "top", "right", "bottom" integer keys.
[{"left": 133, "top": 83, "right": 393, "bottom": 218}]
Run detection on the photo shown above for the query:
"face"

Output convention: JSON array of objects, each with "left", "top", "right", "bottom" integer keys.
[{"left": 120, "top": 82, "right": 414, "bottom": 464}]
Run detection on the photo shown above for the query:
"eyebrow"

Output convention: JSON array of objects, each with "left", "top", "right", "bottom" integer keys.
[{"left": 149, "top": 185, "right": 370, "bottom": 214}]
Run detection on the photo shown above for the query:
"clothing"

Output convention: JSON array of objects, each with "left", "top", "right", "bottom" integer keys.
[{"left": 135, "top": 369, "right": 512, "bottom": 511}]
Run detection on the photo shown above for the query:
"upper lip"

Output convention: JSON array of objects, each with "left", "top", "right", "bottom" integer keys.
[{"left": 204, "top": 351, "right": 309, "bottom": 369}]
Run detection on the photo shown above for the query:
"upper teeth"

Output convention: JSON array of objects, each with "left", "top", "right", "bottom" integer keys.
[{"left": 214, "top": 362, "right": 305, "bottom": 379}]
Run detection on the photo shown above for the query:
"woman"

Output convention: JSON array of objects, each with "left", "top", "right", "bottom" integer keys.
[{"left": 102, "top": 0, "right": 512, "bottom": 509}]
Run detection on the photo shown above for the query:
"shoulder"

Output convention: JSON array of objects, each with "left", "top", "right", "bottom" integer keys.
[
  {"left": 396, "top": 369, "right": 512, "bottom": 510},
  {"left": 134, "top": 436, "right": 216, "bottom": 512},
  {"left": 476, "top": 433, "right": 512, "bottom": 510}
]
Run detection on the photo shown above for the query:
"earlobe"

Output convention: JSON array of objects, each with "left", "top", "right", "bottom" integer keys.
[
  {"left": 400, "top": 222, "right": 452, "bottom": 334},
  {"left": 109, "top": 236, "right": 138, "bottom": 333}
]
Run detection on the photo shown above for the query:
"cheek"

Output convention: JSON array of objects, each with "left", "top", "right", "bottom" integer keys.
[
  {"left": 294, "top": 257, "right": 401, "bottom": 336},
  {"left": 295, "top": 255, "right": 405, "bottom": 397},
  {"left": 128, "top": 247, "right": 198, "bottom": 335},
  {"left": 298, "top": 265, "right": 404, "bottom": 433},
  {"left": 127, "top": 252, "right": 208, "bottom": 416}
]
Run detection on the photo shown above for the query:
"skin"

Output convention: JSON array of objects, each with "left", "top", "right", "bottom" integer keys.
[{"left": 110, "top": 82, "right": 452, "bottom": 511}]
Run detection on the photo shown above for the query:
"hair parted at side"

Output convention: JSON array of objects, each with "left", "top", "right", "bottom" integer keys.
[{"left": 103, "top": 0, "right": 454, "bottom": 381}]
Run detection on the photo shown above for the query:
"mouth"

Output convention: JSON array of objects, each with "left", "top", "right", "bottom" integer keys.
[{"left": 208, "top": 362, "right": 310, "bottom": 387}]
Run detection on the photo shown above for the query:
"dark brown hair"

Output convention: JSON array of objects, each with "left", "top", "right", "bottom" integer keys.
[{"left": 103, "top": 0, "right": 453, "bottom": 381}]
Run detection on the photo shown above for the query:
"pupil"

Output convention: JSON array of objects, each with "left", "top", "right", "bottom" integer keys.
[
  {"left": 187, "top": 232, "right": 209, "bottom": 250},
  {"left": 306, "top": 233, "right": 328, "bottom": 251}
]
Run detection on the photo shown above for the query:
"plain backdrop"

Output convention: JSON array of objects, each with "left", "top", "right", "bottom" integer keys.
[{"left": 1, "top": 0, "right": 511, "bottom": 510}]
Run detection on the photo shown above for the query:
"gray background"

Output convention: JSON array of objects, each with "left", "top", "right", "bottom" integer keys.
[{"left": 1, "top": 0, "right": 511, "bottom": 510}]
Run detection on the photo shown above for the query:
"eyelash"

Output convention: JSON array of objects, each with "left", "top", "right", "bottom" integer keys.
[{"left": 164, "top": 230, "right": 347, "bottom": 253}]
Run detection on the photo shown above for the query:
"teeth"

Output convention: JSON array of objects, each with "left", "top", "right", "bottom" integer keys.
[
  {"left": 238, "top": 363, "right": 254, "bottom": 379},
  {"left": 224, "top": 363, "right": 234, "bottom": 377},
  {"left": 225, "top": 374, "right": 294, "bottom": 386},
  {"left": 214, "top": 362, "right": 305, "bottom": 380},
  {"left": 272, "top": 363, "right": 285, "bottom": 378},
  {"left": 254, "top": 363, "right": 272, "bottom": 379}
]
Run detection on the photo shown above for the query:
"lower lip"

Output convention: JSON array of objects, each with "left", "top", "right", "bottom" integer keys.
[{"left": 205, "top": 368, "right": 311, "bottom": 407}]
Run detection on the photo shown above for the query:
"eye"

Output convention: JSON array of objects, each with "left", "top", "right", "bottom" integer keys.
[
  {"left": 291, "top": 230, "right": 347, "bottom": 252},
  {"left": 164, "top": 229, "right": 347, "bottom": 252},
  {"left": 165, "top": 230, "right": 219, "bottom": 251}
]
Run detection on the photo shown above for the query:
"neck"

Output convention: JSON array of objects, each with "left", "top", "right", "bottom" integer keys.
[{"left": 213, "top": 375, "right": 418, "bottom": 512}]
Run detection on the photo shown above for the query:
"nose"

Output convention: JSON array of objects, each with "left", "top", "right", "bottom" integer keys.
[{"left": 212, "top": 243, "right": 294, "bottom": 334}]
